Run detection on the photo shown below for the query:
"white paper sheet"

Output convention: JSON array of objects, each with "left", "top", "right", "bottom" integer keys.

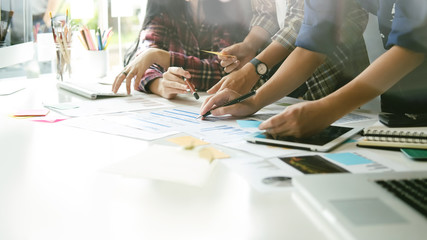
[
  {"left": 45, "top": 95, "right": 172, "bottom": 117},
  {"left": 223, "top": 151, "right": 407, "bottom": 192},
  {"left": 102, "top": 144, "right": 217, "bottom": 186}
]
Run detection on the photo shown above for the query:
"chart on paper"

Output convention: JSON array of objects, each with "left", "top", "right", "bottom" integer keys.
[
  {"left": 107, "top": 108, "right": 203, "bottom": 134},
  {"left": 64, "top": 106, "right": 257, "bottom": 142}
]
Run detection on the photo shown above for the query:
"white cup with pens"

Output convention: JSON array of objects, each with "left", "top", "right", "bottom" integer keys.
[{"left": 76, "top": 26, "right": 113, "bottom": 78}]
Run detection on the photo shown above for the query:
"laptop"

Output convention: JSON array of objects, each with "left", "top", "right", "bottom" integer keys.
[
  {"left": 293, "top": 171, "right": 427, "bottom": 240},
  {"left": 246, "top": 125, "right": 363, "bottom": 152},
  {"left": 57, "top": 81, "right": 129, "bottom": 99}
]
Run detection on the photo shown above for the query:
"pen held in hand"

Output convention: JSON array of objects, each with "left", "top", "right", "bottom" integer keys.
[
  {"left": 183, "top": 76, "right": 199, "bottom": 100},
  {"left": 198, "top": 90, "right": 256, "bottom": 119},
  {"left": 201, "top": 50, "right": 234, "bottom": 58}
]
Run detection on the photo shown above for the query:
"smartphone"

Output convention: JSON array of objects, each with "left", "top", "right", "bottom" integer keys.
[{"left": 401, "top": 148, "right": 427, "bottom": 161}]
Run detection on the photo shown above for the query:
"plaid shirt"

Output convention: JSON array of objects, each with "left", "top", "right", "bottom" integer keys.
[
  {"left": 251, "top": 0, "right": 370, "bottom": 100},
  {"left": 135, "top": 12, "right": 241, "bottom": 93}
]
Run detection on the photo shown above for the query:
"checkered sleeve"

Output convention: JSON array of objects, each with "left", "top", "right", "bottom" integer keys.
[
  {"left": 169, "top": 52, "right": 225, "bottom": 91},
  {"left": 250, "top": 0, "right": 280, "bottom": 36},
  {"left": 301, "top": 1, "right": 369, "bottom": 100},
  {"left": 272, "top": 0, "right": 304, "bottom": 51},
  {"left": 138, "top": 65, "right": 164, "bottom": 93}
]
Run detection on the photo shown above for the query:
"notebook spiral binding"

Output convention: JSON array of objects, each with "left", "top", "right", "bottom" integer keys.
[{"left": 364, "top": 129, "right": 427, "bottom": 144}]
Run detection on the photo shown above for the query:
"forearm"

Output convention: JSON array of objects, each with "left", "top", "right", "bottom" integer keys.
[
  {"left": 253, "top": 47, "right": 326, "bottom": 108},
  {"left": 243, "top": 40, "right": 292, "bottom": 87},
  {"left": 242, "top": 26, "right": 272, "bottom": 54},
  {"left": 258, "top": 40, "right": 290, "bottom": 69},
  {"left": 320, "top": 46, "right": 425, "bottom": 120}
]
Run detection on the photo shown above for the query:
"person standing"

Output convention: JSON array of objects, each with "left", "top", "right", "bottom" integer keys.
[{"left": 201, "top": 0, "right": 426, "bottom": 138}]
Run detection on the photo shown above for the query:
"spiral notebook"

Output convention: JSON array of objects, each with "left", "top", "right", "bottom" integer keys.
[{"left": 357, "top": 121, "right": 427, "bottom": 149}]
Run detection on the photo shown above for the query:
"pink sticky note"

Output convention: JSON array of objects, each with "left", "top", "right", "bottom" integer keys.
[{"left": 31, "top": 118, "right": 67, "bottom": 123}]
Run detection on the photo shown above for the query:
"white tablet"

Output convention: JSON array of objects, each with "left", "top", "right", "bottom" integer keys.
[{"left": 246, "top": 125, "right": 363, "bottom": 152}]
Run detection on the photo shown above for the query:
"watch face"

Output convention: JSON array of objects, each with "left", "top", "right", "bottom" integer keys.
[{"left": 257, "top": 63, "right": 268, "bottom": 75}]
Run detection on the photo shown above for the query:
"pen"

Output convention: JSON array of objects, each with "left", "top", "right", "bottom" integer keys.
[
  {"left": 183, "top": 76, "right": 199, "bottom": 100},
  {"left": 201, "top": 50, "right": 234, "bottom": 58},
  {"left": 97, "top": 27, "right": 103, "bottom": 50},
  {"left": 66, "top": 9, "right": 69, "bottom": 26},
  {"left": 49, "top": 12, "right": 56, "bottom": 43},
  {"left": 198, "top": 90, "right": 256, "bottom": 119}
]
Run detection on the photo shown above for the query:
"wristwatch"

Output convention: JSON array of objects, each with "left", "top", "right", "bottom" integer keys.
[{"left": 250, "top": 58, "right": 268, "bottom": 79}]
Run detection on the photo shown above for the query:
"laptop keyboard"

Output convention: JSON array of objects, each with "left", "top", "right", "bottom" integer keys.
[{"left": 376, "top": 178, "right": 427, "bottom": 218}]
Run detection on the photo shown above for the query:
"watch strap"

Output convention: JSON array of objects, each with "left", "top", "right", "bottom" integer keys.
[{"left": 250, "top": 58, "right": 268, "bottom": 78}]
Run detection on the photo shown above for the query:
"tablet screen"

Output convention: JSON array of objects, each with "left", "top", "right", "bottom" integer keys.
[{"left": 253, "top": 125, "right": 354, "bottom": 146}]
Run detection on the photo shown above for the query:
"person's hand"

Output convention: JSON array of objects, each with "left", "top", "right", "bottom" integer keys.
[
  {"left": 218, "top": 42, "right": 257, "bottom": 73},
  {"left": 259, "top": 100, "right": 335, "bottom": 138},
  {"left": 149, "top": 67, "right": 192, "bottom": 99},
  {"left": 207, "top": 63, "right": 259, "bottom": 95},
  {"left": 43, "top": 13, "right": 51, "bottom": 28},
  {"left": 207, "top": 42, "right": 258, "bottom": 95},
  {"left": 112, "top": 48, "right": 170, "bottom": 94},
  {"left": 200, "top": 88, "right": 259, "bottom": 118}
]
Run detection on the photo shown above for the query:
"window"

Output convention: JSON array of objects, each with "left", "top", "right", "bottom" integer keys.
[
  {"left": 0, "top": 0, "right": 147, "bottom": 78},
  {"left": 0, "top": 0, "right": 33, "bottom": 77}
]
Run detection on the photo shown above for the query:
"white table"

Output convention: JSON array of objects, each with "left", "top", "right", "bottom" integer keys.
[{"left": 1, "top": 75, "right": 426, "bottom": 240}]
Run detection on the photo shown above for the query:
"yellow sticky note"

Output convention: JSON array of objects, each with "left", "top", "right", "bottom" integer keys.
[
  {"left": 198, "top": 147, "right": 230, "bottom": 163},
  {"left": 167, "top": 135, "right": 209, "bottom": 148},
  {"left": 13, "top": 109, "right": 50, "bottom": 117}
]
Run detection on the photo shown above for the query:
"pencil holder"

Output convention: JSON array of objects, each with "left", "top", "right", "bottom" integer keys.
[
  {"left": 82, "top": 50, "right": 108, "bottom": 78},
  {"left": 55, "top": 42, "right": 72, "bottom": 81},
  {"left": 52, "top": 19, "right": 73, "bottom": 81}
]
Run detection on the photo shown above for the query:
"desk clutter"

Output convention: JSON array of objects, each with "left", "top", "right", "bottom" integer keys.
[
  {"left": 47, "top": 10, "right": 114, "bottom": 80},
  {"left": 4, "top": 79, "right": 427, "bottom": 239},
  {"left": 7, "top": 87, "right": 425, "bottom": 190}
]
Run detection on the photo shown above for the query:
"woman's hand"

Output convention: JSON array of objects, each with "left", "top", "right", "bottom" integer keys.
[
  {"left": 218, "top": 42, "right": 256, "bottom": 73},
  {"left": 149, "top": 67, "right": 193, "bottom": 99},
  {"left": 112, "top": 48, "right": 170, "bottom": 94},
  {"left": 200, "top": 88, "right": 259, "bottom": 118},
  {"left": 207, "top": 63, "right": 259, "bottom": 95},
  {"left": 259, "top": 100, "right": 335, "bottom": 138}
]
